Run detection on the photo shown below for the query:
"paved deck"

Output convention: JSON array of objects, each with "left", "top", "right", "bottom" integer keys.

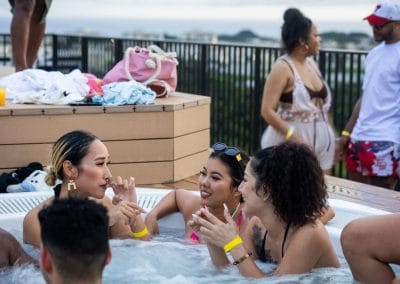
[{"left": 144, "top": 175, "right": 400, "bottom": 213}]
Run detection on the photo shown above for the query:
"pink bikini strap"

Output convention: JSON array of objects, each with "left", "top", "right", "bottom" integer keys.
[{"left": 236, "top": 209, "right": 243, "bottom": 229}]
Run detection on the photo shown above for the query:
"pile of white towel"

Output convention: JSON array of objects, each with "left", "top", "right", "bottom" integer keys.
[{"left": 0, "top": 69, "right": 88, "bottom": 105}]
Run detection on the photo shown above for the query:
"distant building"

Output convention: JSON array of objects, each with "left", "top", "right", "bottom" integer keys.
[
  {"left": 122, "top": 30, "right": 164, "bottom": 40},
  {"left": 181, "top": 30, "right": 217, "bottom": 43}
]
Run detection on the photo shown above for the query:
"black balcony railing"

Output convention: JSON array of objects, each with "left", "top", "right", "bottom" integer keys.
[{"left": 0, "top": 34, "right": 368, "bottom": 178}]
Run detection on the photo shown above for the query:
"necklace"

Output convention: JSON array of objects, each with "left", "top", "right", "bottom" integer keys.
[{"left": 231, "top": 202, "right": 241, "bottom": 219}]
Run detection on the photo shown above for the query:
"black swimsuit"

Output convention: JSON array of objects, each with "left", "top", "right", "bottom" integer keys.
[
  {"left": 257, "top": 221, "right": 292, "bottom": 262},
  {"left": 53, "top": 183, "right": 61, "bottom": 199}
]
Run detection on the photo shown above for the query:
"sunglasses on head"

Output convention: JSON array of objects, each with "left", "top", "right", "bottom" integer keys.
[{"left": 212, "top": 142, "right": 242, "bottom": 163}]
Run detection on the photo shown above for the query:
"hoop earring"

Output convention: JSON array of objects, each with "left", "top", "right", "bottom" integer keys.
[{"left": 67, "top": 180, "right": 77, "bottom": 191}]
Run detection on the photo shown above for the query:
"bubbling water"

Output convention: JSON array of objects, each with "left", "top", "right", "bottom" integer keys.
[{"left": 0, "top": 227, "right": 354, "bottom": 284}]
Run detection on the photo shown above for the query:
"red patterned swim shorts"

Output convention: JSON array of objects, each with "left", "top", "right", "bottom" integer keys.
[{"left": 345, "top": 140, "right": 400, "bottom": 177}]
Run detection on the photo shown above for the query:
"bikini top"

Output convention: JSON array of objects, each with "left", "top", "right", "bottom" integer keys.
[
  {"left": 190, "top": 209, "right": 244, "bottom": 242},
  {"left": 53, "top": 183, "right": 61, "bottom": 199},
  {"left": 257, "top": 220, "right": 292, "bottom": 262},
  {"left": 280, "top": 84, "right": 328, "bottom": 104},
  {"left": 276, "top": 55, "right": 332, "bottom": 114}
]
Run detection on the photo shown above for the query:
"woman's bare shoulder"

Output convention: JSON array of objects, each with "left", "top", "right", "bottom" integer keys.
[
  {"left": 176, "top": 189, "right": 200, "bottom": 199},
  {"left": 268, "top": 59, "right": 293, "bottom": 81},
  {"left": 295, "top": 221, "right": 330, "bottom": 243},
  {"left": 25, "top": 197, "right": 54, "bottom": 220}
]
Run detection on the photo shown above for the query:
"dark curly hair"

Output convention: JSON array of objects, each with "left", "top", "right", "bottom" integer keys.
[
  {"left": 281, "top": 8, "right": 313, "bottom": 53},
  {"left": 250, "top": 142, "right": 327, "bottom": 227}
]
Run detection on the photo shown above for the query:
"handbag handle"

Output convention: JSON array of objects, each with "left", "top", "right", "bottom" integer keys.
[
  {"left": 145, "top": 78, "right": 173, "bottom": 98},
  {"left": 123, "top": 45, "right": 178, "bottom": 84}
]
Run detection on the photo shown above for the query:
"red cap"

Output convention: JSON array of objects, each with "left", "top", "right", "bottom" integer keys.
[
  {"left": 364, "top": 2, "right": 400, "bottom": 26},
  {"left": 364, "top": 14, "right": 391, "bottom": 26}
]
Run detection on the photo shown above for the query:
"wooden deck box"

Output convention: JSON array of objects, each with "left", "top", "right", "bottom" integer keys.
[{"left": 0, "top": 92, "right": 210, "bottom": 184}]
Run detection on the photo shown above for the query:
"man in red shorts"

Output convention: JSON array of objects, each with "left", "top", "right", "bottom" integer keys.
[{"left": 336, "top": 1, "right": 400, "bottom": 189}]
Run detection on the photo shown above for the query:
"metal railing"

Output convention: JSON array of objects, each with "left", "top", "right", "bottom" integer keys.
[{"left": 0, "top": 34, "right": 368, "bottom": 177}]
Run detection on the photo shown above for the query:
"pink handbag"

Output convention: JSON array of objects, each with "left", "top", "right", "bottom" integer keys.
[{"left": 103, "top": 45, "right": 178, "bottom": 97}]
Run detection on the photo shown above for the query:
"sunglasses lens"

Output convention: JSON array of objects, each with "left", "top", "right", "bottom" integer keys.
[
  {"left": 212, "top": 142, "right": 227, "bottom": 152},
  {"left": 225, "top": 147, "right": 240, "bottom": 156}
]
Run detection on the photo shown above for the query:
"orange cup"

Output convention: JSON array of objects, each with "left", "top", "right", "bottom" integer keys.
[{"left": 0, "top": 86, "right": 6, "bottom": 106}]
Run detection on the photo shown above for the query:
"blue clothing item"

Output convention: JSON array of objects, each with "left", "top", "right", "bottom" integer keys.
[{"left": 93, "top": 81, "right": 156, "bottom": 106}]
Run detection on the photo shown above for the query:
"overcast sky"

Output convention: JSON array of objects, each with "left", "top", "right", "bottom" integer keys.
[
  {"left": 0, "top": 0, "right": 376, "bottom": 21},
  {"left": 0, "top": 0, "right": 378, "bottom": 37}
]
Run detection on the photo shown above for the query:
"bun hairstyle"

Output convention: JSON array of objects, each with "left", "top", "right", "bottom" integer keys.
[
  {"left": 281, "top": 8, "right": 313, "bottom": 53},
  {"left": 45, "top": 165, "right": 58, "bottom": 188},
  {"left": 45, "top": 130, "right": 98, "bottom": 187}
]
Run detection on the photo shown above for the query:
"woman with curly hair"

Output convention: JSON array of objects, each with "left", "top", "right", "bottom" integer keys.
[
  {"left": 190, "top": 142, "right": 339, "bottom": 277},
  {"left": 260, "top": 8, "right": 336, "bottom": 173}
]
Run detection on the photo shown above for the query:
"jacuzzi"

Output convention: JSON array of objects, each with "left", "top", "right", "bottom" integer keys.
[{"left": 0, "top": 189, "right": 392, "bottom": 284}]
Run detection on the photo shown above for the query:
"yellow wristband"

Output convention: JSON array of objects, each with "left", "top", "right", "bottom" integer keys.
[
  {"left": 285, "top": 127, "right": 294, "bottom": 140},
  {"left": 341, "top": 130, "right": 350, "bottom": 137},
  {"left": 131, "top": 226, "right": 148, "bottom": 238},
  {"left": 223, "top": 235, "right": 243, "bottom": 253}
]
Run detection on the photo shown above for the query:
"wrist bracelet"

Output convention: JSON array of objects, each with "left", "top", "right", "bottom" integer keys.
[
  {"left": 223, "top": 235, "right": 243, "bottom": 253},
  {"left": 233, "top": 252, "right": 253, "bottom": 265},
  {"left": 341, "top": 130, "right": 350, "bottom": 137},
  {"left": 131, "top": 226, "right": 148, "bottom": 238},
  {"left": 285, "top": 127, "right": 294, "bottom": 140}
]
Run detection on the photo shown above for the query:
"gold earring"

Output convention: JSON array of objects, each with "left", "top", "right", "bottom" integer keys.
[{"left": 67, "top": 180, "right": 77, "bottom": 191}]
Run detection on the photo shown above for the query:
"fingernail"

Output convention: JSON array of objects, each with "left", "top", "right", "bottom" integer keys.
[
  {"left": 192, "top": 214, "right": 198, "bottom": 220},
  {"left": 223, "top": 203, "right": 228, "bottom": 212}
]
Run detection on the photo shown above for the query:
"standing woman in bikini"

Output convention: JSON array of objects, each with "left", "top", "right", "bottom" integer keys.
[
  {"left": 23, "top": 130, "right": 151, "bottom": 247},
  {"left": 260, "top": 8, "right": 336, "bottom": 173}
]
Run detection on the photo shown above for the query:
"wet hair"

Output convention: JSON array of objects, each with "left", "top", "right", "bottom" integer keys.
[
  {"left": 209, "top": 146, "right": 249, "bottom": 188},
  {"left": 250, "top": 142, "right": 327, "bottom": 227},
  {"left": 39, "top": 198, "right": 109, "bottom": 282},
  {"left": 281, "top": 8, "right": 313, "bottom": 53},
  {"left": 46, "top": 130, "right": 98, "bottom": 186}
]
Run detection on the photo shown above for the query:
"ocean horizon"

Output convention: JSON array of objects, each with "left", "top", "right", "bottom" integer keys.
[
  {"left": 0, "top": 0, "right": 377, "bottom": 39},
  {"left": 0, "top": 17, "right": 374, "bottom": 40}
]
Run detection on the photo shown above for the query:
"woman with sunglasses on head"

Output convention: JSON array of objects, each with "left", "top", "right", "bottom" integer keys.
[
  {"left": 190, "top": 142, "right": 339, "bottom": 276},
  {"left": 260, "top": 8, "right": 336, "bottom": 174},
  {"left": 145, "top": 143, "right": 250, "bottom": 244},
  {"left": 23, "top": 130, "right": 150, "bottom": 247}
]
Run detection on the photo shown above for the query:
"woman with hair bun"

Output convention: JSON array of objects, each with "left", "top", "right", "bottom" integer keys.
[
  {"left": 260, "top": 8, "right": 336, "bottom": 173},
  {"left": 23, "top": 130, "right": 151, "bottom": 247}
]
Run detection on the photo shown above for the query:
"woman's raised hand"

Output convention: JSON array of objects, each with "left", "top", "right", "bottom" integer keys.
[
  {"left": 108, "top": 200, "right": 145, "bottom": 227},
  {"left": 111, "top": 176, "right": 137, "bottom": 204},
  {"left": 187, "top": 209, "right": 203, "bottom": 234},
  {"left": 191, "top": 204, "right": 238, "bottom": 248}
]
